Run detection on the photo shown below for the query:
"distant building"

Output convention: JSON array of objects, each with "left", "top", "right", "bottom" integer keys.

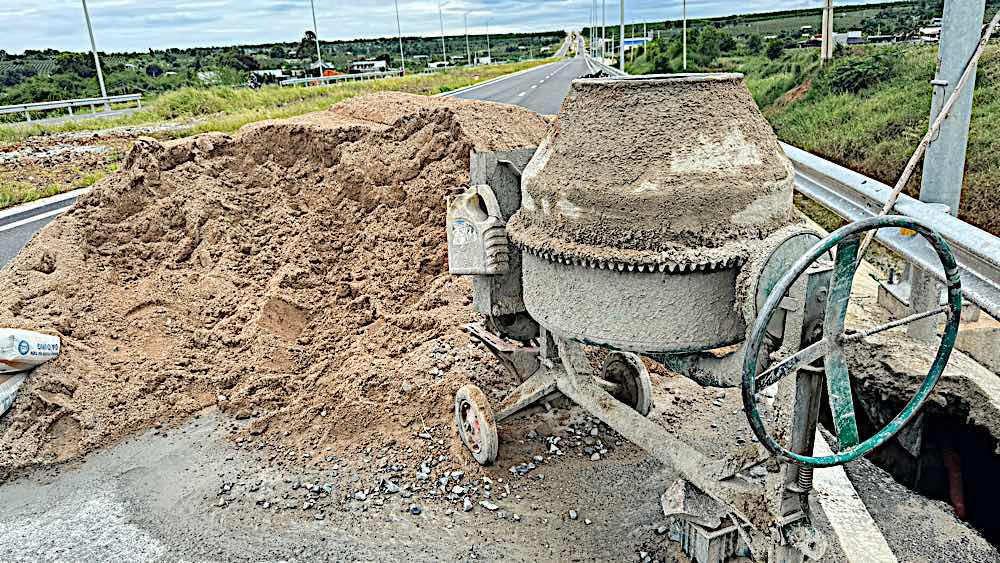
[
  {"left": 833, "top": 30, "right": 865, "bottom": 46},
  {"left": 197, "top": 70, "right": 220, "bottom": 84},
  {"left": 349, "top": 60, "right": 388, "bottom": 73},
  {"left": 412, "top": 54, "right": 430, "bottom": 60},
  {"left": 253, "top": 69, "right": 285, "bottom": 78},
  {"left": 427, "top": 61, "right": 451, "bottom": 69},
  {"left": 800, "top": 35, "right": 823, "bottom": 48},
  {"left": 621, "top": 36, "right": 652, "bottom": 53},
  {"left": 919, "top": 26, "right": 942, "bottom": 43},
  {"left": 475, "top": 56, "right": 492, "bottom": 65},
  {"left": 867, "top": 35, "right": 897, "bottom": 45}
]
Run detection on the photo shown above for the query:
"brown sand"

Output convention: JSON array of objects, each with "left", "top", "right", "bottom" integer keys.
[{"left": 0, "top": 92, "right": 549, "bottom": 480}]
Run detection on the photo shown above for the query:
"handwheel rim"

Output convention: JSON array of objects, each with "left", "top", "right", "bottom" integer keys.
[{"left": 742, "top": 215, "right": 962, "bottom": 468}]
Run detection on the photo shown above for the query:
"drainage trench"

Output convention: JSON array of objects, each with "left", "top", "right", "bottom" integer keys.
[{"left": 843, "top": 390, "right": 1000, "bottom": 546}]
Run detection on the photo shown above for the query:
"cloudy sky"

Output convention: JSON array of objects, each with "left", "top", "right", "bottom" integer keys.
[{"left": 4, "top": 0, "right": 885, "bottom": 54}]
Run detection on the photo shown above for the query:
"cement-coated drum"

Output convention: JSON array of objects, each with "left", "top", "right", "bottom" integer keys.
[{"left": 508, "top": 73, "right": 798, "bottom": 353}]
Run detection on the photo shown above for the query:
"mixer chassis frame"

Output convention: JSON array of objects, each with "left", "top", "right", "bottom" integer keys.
[{"left": 458, "top": 260, "right": 835, "bottom": 562}]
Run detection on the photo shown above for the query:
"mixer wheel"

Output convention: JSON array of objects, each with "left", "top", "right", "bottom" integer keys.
[
  {"left": 455, "top": 384, "right": 499, "bottom": 465},
  {"left": 600, "top": 352, "right": 653, "bottom": 416}
]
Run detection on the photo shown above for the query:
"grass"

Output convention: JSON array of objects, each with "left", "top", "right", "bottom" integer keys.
[
  {"left": 720, "top": 44, "right": 1000, "bottom": 236},
  {"left": 0, "top": 59, "right": 556, "bottom": 145},
  {"left": 0, "top": 179, "right": 63, "bottom": 209}
]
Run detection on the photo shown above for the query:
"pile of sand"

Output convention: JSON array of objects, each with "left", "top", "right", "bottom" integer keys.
[{"left": 0, "top": 92, "right": 549, "bottom": 479}]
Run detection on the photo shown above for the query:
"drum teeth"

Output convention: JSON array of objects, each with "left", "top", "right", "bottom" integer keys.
[{"left": 518, "top": 244, "right": 739, "bottom": 274}]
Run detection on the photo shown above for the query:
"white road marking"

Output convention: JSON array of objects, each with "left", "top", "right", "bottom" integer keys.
[
  {"left": 531, "top": 85, "right": 537, "bottom": 89},
  {"left": 0, "top": 207, "right": 70, "bottom": 234},
  {"left": 517, "top": 91, "right": 527, "bottom": 96}
]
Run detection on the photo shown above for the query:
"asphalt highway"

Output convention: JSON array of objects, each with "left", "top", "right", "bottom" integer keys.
[{"left": 447, "top": 55, "right": 590, "bottom": 115}]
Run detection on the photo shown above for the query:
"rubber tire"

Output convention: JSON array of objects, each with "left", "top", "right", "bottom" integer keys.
[
  {"left": 601, "top": 352, "right": 653, "bottom": 416},
  {"left": 454, "top": 384, "right": 499, "bottom": 465}
]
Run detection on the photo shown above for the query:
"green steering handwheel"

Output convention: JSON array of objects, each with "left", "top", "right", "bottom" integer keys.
[{"left": 742, "top": 215, "right": 962, "bottom": 468}]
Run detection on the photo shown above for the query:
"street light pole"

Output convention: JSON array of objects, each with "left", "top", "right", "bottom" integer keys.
[
  {"left": 465, "top": 13, "right": 471, "bottom": 65},
  {"left": 683, "top": 0, "right": 688, "bottom": 70},
  {"left": 310, "top": 0, "right": 324, "bottom": 76},
  {"left": 486, "top": 19, "right": 492, "bottom": 63},
  {"left": 394, "top": 0, "right": 405, "bottom": 74},
  {"left": 601, "top": 0, "right": 606, "bottom": 60},
  {"left": 619, "top": 0, "right": 625, "bottom": 71},
  {"left": 80, "top": 0, "right": 109, "bottom": 108},
  {"left": 439, "top": 1, "right": 447, "bottom": 64}
]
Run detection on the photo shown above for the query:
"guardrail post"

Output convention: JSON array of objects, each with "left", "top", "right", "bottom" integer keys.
[
  {"left": 906, "top": 0, "right": 986, "bottom": 341},
  {"left": 24, "top": 110, "right": 31, "bottom": 122}
]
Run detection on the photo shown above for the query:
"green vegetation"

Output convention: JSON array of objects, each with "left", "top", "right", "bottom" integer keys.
[
  {"left": 742, "top": 46, "right": 997, "bottom": 235},
  {"left": 0, "top": 59, "right": 555, "bottom": 144},
  {"left": 0, "top": 31, "right": 564, "bottom": 114}
]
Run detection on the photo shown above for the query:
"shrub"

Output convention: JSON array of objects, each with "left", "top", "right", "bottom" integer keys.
[{"left": 820, "top": 52, "right": 896, "bottom": 94}]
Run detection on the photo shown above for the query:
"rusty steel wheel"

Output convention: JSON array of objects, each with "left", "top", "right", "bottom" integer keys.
[
  {"left": 454, "top": 384, "right": 499, "bottom": 465},
  {"left": 601, "top": 352, "right": 653, "bottom": 416}
]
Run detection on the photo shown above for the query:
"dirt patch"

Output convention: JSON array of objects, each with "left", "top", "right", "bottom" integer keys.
[
  {"left": 0, "top": 92, "right": 549, "bottom": 481},
  {"left": 767, "top": 78, "right": 813, "bottom": 113}
]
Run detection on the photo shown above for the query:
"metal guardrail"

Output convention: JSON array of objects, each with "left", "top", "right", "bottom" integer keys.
[
  {"left": 583, "top": 52, "right": 627, "bottom": 77},
  {"left": 783, "top": 142, "right": 1000, "bottom": 319},
  {"left": 0, "top": 94, "right": 142, "bottom": 122},
  {"left": 279, "top": 69, "right": 403, "bottom": 87}
]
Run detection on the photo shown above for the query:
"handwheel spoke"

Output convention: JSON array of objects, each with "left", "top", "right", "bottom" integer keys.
[
  {"left": 825, "top": 236, "right": 861, "bottom": 333},
  {"left": 755, "top": 339, "right": 831, "bottom": 389},
  {"left": 841, "top": 305, "right": 949, "bottom": 343},
  {"left": 825, "top": 349, "right": 860, "bottom": 449}
]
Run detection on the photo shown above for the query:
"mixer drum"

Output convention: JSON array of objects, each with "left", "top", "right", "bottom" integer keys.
[{"left": 507, "top": 74, "right": 799, "bottom": 354}]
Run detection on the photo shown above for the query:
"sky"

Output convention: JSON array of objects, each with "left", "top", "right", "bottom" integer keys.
[{"left": 3, "top": 0, "right": 886, "bottom": 54}]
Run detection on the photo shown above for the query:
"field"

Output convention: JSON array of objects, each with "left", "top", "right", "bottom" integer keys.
[{"left": 0, "top": 58, "right": 555, "bottom": 209}]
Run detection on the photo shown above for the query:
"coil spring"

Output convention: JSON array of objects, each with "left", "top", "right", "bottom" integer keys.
[{"left": 797, "top": 466, "right": 815, "bottom": 492}]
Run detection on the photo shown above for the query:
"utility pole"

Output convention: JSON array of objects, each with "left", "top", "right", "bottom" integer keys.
[
  {"left": 80, "top": 0, "right": 109, "bottom": 108},
  {"left": 486, "top": 19, "right": 492, "bottom": 63},
  {"left": 821, "top": 0, "right": 834, "bottom": 63},
  {"left": 683, "top": 0, "right": 687, "bottom": 69},
  {"left": 906, "top": 0, "right": 988, "bottom": 341},
  {"left": 439, "top": 1, "right": 448, "bottom": 64},
  {"left": 465, "top": 13, "right": 471, "bottom": 65},
  {"left": 309, "top": 0, "right": 324, "bottom": 76},
  {"left": 394, "top": 0, "right": 405, "bottom": 74},
  {"left": 619, "top": 0, "right": 625, "bottom": 71},
  {"left": 601, "top": 0, "right": 606, "bottom": 60}
]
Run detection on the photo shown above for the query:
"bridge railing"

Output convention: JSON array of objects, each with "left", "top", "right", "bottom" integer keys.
[
  {"left": 784, "top": 143, "right": 1000, "bottom": 319},
  {"left": 279, "top": 70, "right": 403, "bottom": 87},
  {"left": 0, "top": 94, "right": 143, "bottom": 122}
]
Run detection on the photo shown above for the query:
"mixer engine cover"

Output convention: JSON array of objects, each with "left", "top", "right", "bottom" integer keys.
[{"left": 507, "top": 74, "right": 799, "bottom": 354}]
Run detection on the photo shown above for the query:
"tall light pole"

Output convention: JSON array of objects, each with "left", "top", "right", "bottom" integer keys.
[
  {"left": 438, "top": 0, "right": 448, "bottom": 64},
  {"left": 310, "top": 0, "right": 324, "bottom": 76},
  {"left": 394, "top": 0, "right": 405, "bottom": 74},
  {"left": 682, "top": 0, "right": 688, "bottom": 70},
  {"left": 486, "top": 18, "right": 492, "bottom": 63},
  {"left": 619, "top": 0, "right": 625, "bottom": 71},
  {"left": 601, "top": 0, "right": 606, "bottom": 60},
  {"left": 465, "top": 13, "right": 471, "bottom": 65},
  {"left": 80, "top": 0, "right": 108, "bottom": 107}
]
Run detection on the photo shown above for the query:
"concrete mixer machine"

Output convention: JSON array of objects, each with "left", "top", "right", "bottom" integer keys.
[{"left": 445, "top": 74, "right": 962, "bottom": 562}]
